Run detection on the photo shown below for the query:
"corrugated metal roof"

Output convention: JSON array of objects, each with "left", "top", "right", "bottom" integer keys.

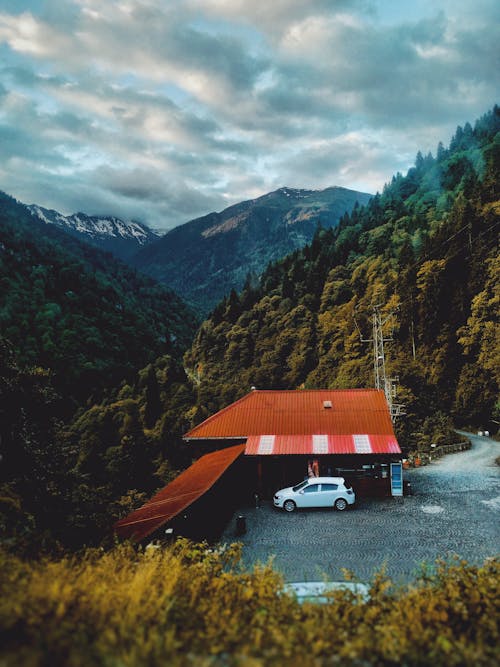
[
  {"left": 245, "top": 434, "right": 401, "bottom": 455},
  {"left": 113, "top": 444, "right": 245, "bottom": 542},
  {"left": 184, "top": 389, "right": 396, "bottom": 439}
]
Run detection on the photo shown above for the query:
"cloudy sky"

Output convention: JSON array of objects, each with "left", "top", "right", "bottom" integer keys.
[{"left": 0, "top": 1, "right": 498, "bottom": 230}]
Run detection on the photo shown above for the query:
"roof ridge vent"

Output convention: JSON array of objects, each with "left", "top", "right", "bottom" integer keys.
[{"left": 323, "top": 400, "right": 332, "bottom": 409}]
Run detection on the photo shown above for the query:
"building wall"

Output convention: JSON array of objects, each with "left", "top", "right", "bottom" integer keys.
[{"left": 242, "top": 454, "right": 399, "bottom": 499}]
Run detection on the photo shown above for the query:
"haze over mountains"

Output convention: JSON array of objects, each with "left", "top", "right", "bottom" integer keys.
[{"left": 132, "top": 186, "right": 372, "bottom": 313}]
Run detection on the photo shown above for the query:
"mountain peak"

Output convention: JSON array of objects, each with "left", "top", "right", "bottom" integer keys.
[
  {"left": 132, "top": 185, "right": 372, "bottom": 313},
  {"left": 27, "top": 204, "right": 160, "bottom": 261}
]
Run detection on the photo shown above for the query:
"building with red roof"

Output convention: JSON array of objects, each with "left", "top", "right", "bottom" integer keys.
[
  {"left": 185, "top": 388, "right": 402, "bottom": 498},
  {"left": 114, "top": 388, "right": 403, "bottom": 542},
  {"left": 185, "top": 388, "right": 400, "bottom": 453}
]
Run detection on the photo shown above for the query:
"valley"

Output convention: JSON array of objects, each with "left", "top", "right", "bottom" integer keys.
[
  {"left": 0, "top": 106, "right": 498, "bottom": 553},
  {"left": 0, "top": 1, "right": 498, "bottom": 663}
]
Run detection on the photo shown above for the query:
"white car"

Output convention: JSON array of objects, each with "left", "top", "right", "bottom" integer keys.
[{"left": 273, "top": 477, "right": 355, "bottom": 512}]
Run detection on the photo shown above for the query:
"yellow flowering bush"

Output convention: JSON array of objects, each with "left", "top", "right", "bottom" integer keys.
[{"left": 0, "top": 541, "right": 498, "bottom": 666}]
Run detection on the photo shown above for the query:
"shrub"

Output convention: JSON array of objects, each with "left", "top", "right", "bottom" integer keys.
[{"left": 0, "top": 542, "right": 498, "bottom": 666}]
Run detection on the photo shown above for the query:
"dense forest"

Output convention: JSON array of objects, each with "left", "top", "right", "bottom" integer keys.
[
  {"left": 0, "top": 192, "right": 197, "bottom": 406},
  {"left": 0, "top": 108, "right": 498, "bottom": 550},
  {"left": 0, "top": 196, "right": 197, "bottom": 547},
  {"left": 0, "top": 339, "right": 194, "bottom": 548},
  {"left": 185, "top": 108, "right": 500, "bottom": 445}
]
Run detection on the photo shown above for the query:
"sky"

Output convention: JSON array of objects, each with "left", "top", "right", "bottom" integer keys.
[{"left": 0, "top": 1, "right": 498, "bottom": 230}]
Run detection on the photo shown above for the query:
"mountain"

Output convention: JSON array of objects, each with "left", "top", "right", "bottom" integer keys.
[
  {"left": 2, "top": 107, "right": 498, "bottom": 550},
  {"left": 0, "top": 191, "right": 197, "bottom": 406},
  {"left": 27, "top": 204, "right": 160, "bottom": 261},
  {"left": 185, "top": 107, "right": 500, "bottom": 433},
  {"left": 132, "top": 186, "right": 372, "bottom": 313}
]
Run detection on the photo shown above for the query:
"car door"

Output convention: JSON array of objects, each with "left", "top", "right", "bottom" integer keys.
[
  {"left": 319, "top": 483, "right": 339, "bottom": 507},
  {"left": 300, "top": 483, "right": 320, "bottom": 508}
]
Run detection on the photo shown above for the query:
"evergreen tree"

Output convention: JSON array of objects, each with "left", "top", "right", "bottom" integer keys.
[{"left": 144, "top": 364, "right": 162, "bottom": 428}]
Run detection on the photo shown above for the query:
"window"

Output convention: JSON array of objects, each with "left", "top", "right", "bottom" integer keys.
[
  {"left": 321, "top": 484, "right": 338, "bottom": 491},
  {"left": 292, "top": 481, "right": 308, "bottom": 492},
  {"left": 304, "top": 484, "right": 319, "bottom": 493}
]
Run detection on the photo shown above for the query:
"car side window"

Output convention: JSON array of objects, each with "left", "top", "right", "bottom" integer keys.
[
  {"left": 303, "top": 484, "right": 319, "bottom": 493},
  {"left": 321, "top": 484, "right": 338, "bottom": 491}
]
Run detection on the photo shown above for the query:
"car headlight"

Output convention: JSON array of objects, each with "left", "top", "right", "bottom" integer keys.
[{"left": 275, "top": 494, "right": 282, "bottom": 500}]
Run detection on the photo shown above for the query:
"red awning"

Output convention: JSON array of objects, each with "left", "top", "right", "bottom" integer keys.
[
  {"left": 114, "top": 444, "right": 245, "bottom": 542},
  {"left": 245, "top": 434, "right": 401, "bottom": 455}
]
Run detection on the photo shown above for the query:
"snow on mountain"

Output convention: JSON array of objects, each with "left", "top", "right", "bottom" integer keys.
[{"left": 27, "top": 205, "right": 160, "bottom": 261}]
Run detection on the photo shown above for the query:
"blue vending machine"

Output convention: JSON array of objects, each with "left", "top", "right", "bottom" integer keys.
[{"left": 390, "top": 462, "right": 403, "bottom": 497}]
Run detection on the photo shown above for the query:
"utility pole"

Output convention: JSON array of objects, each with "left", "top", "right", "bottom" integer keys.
[{"left": 355, "top": 304, "right": 405, "bottom": 422}]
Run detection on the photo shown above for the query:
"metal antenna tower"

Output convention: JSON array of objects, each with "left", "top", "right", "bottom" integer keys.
[{"left": 355, "top": 304, "right": 405, "bottom": 422}]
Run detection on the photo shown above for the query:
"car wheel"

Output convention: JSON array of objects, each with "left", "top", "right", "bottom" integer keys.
[
  {"left": 334, "top": 498, "right": 348, "bottom": 511},
  {"left": 283, "top": 499, "right": 296, "bottom": 512}
]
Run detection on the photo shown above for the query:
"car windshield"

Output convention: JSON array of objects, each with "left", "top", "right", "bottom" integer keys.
[{"left": 292, "top": 480, "right": 308, "bottom": 492}]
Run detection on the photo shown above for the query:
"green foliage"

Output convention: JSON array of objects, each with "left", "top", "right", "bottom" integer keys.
[
  {"left": 0, "top": 544, "right": 498, "bottom": 666},
  {"left": 0, "top": 195, "right": 200, "bottom": 548},
  {"left": 61, "top": 354, "right": 195, "bottom": 546},
  {"left": 0, "top": 192, "right": 197, "bottom": 406},
  {"left": 185, "top": 107, "right": 500, "bottom": 440},
  {"left": 0, "top": 339, "right": 74, "bottom": 549},
  {"left": 0, "top": 340, "right": 195, "bottom": 549}
]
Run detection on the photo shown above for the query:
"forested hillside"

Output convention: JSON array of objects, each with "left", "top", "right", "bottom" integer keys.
[
  {"left": 185, "top": 108, "right": 500, "bottom": 439},
  {"left": 0, "top": 194, "right": 200, "bottom": 545},
  {"left": 1, "top": 108, "right": 498, "bottom": 549},
  {"left": 0, "top": 339, "right": 194, "bottom": 547},
  {"left": 0, "top": 192, "right": 197, "bottom": 405}
]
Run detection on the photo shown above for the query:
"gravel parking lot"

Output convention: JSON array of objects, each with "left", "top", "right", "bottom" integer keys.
[{"left": 221, "top": 432, "right": 500, "bottom": 583}]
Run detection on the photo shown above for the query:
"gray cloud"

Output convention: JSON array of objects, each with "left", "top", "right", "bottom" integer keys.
[{"left": 0, "top": 0, "right": 498, "bottom": 228}]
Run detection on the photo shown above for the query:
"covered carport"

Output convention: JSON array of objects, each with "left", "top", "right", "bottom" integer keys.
[{"left": 114, "top": 444, "right": 245, "bottom": 542}]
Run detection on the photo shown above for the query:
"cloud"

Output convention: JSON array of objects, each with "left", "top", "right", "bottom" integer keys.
[
  {"left": 271, "top": 131, "right": 415, "bottom": 194},
  {"left": 0, "top": 0, "right": 498, "bottom": 229}
]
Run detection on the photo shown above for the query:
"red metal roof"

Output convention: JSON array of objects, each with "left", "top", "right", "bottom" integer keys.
[
  {"left": 113, "top": 444, "right": 245, "bottom": 542},
  {"left": 185, "top": 389, "right": 396, "bottom": 438}
]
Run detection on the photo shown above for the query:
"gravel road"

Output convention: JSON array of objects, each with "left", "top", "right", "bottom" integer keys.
[{"left": 222, "top": 432, "right": 500, "bottom": 583}]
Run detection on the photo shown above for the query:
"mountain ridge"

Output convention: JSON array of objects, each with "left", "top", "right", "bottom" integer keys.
[
  {"left": 27, "top": 203, "right": 160, "bottom": 261},
  {"left": 132, "top": 185, "right": 372, "bottom": 313}
]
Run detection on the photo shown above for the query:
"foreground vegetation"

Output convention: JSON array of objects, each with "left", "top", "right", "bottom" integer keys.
[{"left": 0, "top": 541, "right": 498, "bottom": 666}]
